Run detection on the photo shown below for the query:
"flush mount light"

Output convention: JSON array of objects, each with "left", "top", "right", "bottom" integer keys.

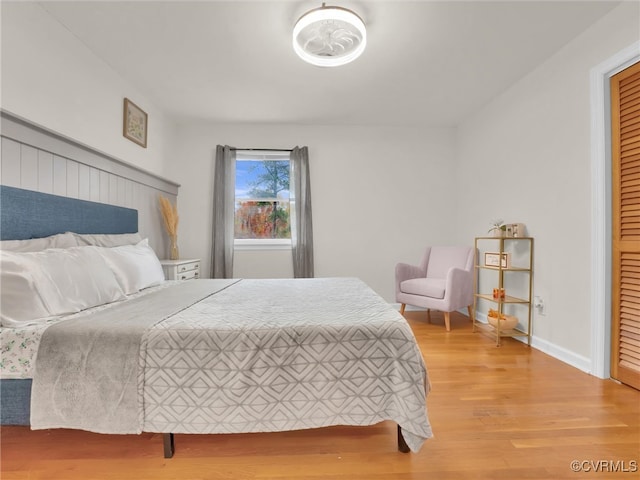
[{"left": 293, "top": 3, "right": 366, "bottom": 67}]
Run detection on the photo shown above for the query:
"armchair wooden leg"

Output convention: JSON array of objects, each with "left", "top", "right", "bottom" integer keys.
[
  {"left": 467, "top": 305, "right": 474, "bottom": 322},
  {"left": 400, "top": 304, "right": 406, "bottom": 315},
  {"left": 444, "top": 312, "right": 451, "bottom": 331},
  {"left": 426, "top": 309, "right": 431, "bottom": 324}
]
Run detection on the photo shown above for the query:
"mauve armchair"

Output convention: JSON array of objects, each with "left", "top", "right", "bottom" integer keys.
[{"left": 395, "top": 246, "right": 475, "bottom": 331}]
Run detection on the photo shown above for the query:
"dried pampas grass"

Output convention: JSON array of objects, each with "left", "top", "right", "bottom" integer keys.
[{"left": 159, "top": 195, "right": 179, "bottom": 237}]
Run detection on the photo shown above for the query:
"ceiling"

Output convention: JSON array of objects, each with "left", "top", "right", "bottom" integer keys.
[{"left": 38, "top": 1, "right": 620, "bottom": 128}]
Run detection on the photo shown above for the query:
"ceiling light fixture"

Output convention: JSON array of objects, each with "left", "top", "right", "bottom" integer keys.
[{"left": 293, "top": 3, "right": 366, "bottom": 67}]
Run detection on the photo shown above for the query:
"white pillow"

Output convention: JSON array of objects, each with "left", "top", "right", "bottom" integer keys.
[
  {"left": 0, "top": 232, "right": 79, "bottom": 252},
  {"left": 0, "top": 252, "right": 55, "bottom": 326},
  {"left": 73, "top": 232, "right": 142, "bottom": 248},
  {"left": 0, "top": 246, "right": 126, "bottom": 326},
  {"left": 98, "top": 239, "right": 165, "bottom": 295},
  {"left": 34, "top": 246, "right": 127, "bottom": 316}
]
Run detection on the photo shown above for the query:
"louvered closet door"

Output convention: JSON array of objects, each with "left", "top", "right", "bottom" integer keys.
[{"left": 611, "top": 61, "right": 640, "bottom": 390}]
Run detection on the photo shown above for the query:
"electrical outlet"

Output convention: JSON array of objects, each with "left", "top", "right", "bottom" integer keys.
[{"left": 534, "top": 296, "right": 545, "bottom": 316}]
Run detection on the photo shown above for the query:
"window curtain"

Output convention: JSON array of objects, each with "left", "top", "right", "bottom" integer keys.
[
  {"left": 290, "top": 146, "right": 314, "bottom": 278},
  {"left": 211, "top": 145, "right": 236, "bottom": 278}
]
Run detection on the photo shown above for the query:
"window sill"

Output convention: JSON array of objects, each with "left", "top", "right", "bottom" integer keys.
[{"left": 234, "top": 239, "right": 292, "bottom": 251}]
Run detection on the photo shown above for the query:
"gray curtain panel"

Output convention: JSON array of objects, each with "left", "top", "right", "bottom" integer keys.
[
  {"left": 290, "top": 146, "right": 314, "bottom": 278},
  {"left": 211, "top": 145, "right": 236, "bottom": 278}
]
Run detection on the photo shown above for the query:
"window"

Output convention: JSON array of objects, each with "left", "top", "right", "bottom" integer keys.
[{"left": 234, "top": 150, "right": 291, "bottom": 248}]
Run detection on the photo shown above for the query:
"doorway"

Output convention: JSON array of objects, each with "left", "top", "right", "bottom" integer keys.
[{"left": 610, "top": 60, "right": 640, "bottom": 390}]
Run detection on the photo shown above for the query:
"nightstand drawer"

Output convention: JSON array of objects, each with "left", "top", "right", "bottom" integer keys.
[
  {"left": 160, "top": 259, "right": 201, "bottom": 281},
  {"left": 177, "top": 261, "right": 200, "bottom": 273},
  {"left": 177, "top": 269, "right": 199, "bottom": 281}
]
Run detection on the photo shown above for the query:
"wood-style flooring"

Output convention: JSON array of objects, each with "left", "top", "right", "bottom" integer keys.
[{"left": 2, "top": 310, "right": 639, "bottom": 479}]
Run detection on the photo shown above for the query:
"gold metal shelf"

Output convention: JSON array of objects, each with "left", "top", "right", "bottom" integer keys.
[
  {"left": 475, "top": 293, "right": 530, "bottom": 304},
  {"left": 474, "top": 322, "right": 530, "bottom": 338},
  {"left": 472, "top": 235, "right": 534, "bottom": 347},
  {"left": 474, "top": 236, "right": 534, "bottom": 240},
  {"left": 476, "top": 265, "right": 531, "bottom": 272}
]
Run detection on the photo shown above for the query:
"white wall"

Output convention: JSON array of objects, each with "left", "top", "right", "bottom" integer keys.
[
  {"left": 0, "top": 2, "right": 174, "bottom": 178},
  {"left": 455, "top": 2, "right": 640, "bottom": 369},
  {"left": 166, "top": 123, "right": 457, "bottom": 301}
]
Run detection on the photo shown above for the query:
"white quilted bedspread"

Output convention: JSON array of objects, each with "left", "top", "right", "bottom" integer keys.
[{"left": 142, "top": 278, "right": 433, "bottom": 451}]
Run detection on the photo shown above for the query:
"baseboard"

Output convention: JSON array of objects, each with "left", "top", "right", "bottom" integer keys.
[
  {"left": 396, "top": 305, "right": 592, "bottom": 375},
  {"left": 525, "top": 335, "right": 591, "bottom": 374},
  {"left": 473, "top": 311, "right": 591, "bottom": 374}
]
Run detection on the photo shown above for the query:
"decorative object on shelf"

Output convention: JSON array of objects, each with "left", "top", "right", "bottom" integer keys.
[
  {"left": 123, "top": 98, "right": 148, "bottom": 148},
  {"left": 293, "top": 3, "right": 366, "bottom": 67},
  {"left": 510, "top": 223, "right": 526, "bottom": 237},
  {"left": 488, "top": 219, "right": 507, "bottom": 237},
  {"left": 484, "top": 252, "right": 511, "bottom": 268},
  {"left": 492, "top": 288, "right": 505, "bottom": 299},
  {"left": 487, "top": 309, "right": 518, "bottom": 330},
  {"left": 505, "top": 224, "right": 513, "bottom": 237},
  {"left": 159, "top": 195, "right": 179, "bottom": 260}
]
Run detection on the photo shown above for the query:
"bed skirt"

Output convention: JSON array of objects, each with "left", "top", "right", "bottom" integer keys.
[{"left": 0, "top": 378, "right": 31, "bottom": 425}]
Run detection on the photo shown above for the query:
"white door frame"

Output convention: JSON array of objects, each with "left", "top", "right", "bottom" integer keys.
[{"left": 590, "top": 41, "right": 640, "bottom": 378}]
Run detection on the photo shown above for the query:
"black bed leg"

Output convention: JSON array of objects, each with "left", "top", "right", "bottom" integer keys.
[
  {"left": 397, "top": 425, "right": 410, "bottom": 453},
  {"left": 163, "top": 433, "right": 175, "bottom": 458}
]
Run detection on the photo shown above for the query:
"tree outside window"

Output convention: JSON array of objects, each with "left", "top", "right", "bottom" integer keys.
[{"left": 235, "top": 152, "right": 290, "bottom": 240}]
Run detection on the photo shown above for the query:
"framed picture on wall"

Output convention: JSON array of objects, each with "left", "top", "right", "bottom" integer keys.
[{"left": 123, "top": 98, "right": 147, "bottom": 148}]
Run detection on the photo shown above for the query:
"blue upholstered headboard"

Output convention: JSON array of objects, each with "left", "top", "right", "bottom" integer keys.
[
  {"left": 0, "top": 185, "right": 139, "bottom": 426},
  {"left": 0, "top": 185, "right": 138, "bottom": 241}
]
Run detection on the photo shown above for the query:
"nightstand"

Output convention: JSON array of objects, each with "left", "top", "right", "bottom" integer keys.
[{"left": 160, "top": 259, "right": 200, "bottom": 280}]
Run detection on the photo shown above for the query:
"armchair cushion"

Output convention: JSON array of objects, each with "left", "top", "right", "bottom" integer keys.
[{"left": 400, "top": 278, "right": 445, "bottom": 299}]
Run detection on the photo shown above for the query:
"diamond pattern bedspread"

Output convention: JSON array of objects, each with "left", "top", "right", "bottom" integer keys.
[{"left": 142, "top": 278, "right": 432, "bottom": 451}]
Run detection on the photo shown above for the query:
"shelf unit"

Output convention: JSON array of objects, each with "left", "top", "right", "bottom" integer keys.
[{"left": 472, "top": 236, "right": 534, "bottom": 346}]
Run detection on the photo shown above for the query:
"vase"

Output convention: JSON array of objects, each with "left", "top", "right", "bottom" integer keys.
[{"left": 169, "top": 235, "right": 179, "bottom": 260}]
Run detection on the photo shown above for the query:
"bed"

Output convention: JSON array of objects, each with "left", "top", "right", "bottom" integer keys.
[{"left": 0, "top": 185, "right": 433, "bottom": 457}]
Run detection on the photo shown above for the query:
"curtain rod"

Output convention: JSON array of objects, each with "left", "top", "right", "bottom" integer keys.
[{"left": 231, "top": 147, "right": 293, "bottom": 152}]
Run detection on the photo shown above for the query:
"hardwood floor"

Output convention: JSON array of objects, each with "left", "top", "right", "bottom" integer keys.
[{"left": 2, "top": 310, "right": 639, "bottom": 479}]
